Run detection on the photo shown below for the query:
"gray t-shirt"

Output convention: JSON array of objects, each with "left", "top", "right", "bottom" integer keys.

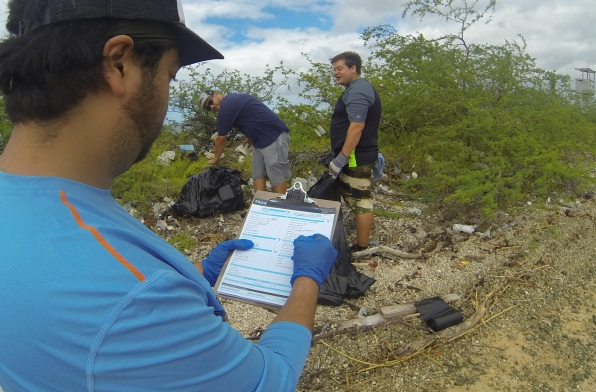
[{"left": 342, "top": 78, "right": 376, "bottom": 123}]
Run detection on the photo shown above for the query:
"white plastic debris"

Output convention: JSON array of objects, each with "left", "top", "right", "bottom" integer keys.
[
  {"left": 157, "top": 151, "right": 175, "bottom": 166},
  {"left": 314, "top": 125, "right": 326, "bottom": 137},
  {"left": 235, "top": 144, "right": 251, "bottom": 156},
  {"left": 358, "top": 307, "right": 369, "bottom": 318},
  {"left": 453, "top": 224, "right": 475, "bottom": 234}
]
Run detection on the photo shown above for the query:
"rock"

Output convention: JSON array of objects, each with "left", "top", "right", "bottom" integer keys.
[
  {"left": 494, "top": 210, "right": 510, "bottom": 223},
  {"left": 155, "top": 220, "right": 168, "bottom": 230},
  {"left": 573, "top": 372, "right": 584, "bottom": 382},
  {"left": 475, "top": 221, "right": 491, "bottom": 233},
  {"left": 378, "top": 184, "right": 394, "bottom": 194},
  {"left": 414, "top": 229, "right": 428, "bottom": 240},
  {"left": 153, "top": 203, "right": 168, "bottom": 217},
  {"left": 407, "top": 208, "right": 422, "bottom": 216}
]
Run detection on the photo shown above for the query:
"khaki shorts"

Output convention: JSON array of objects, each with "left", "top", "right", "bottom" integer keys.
[
  {"left": 252, "top": 132, "right": 291, "bottom": 186},
  {"left": 339, "top": 163, "right": 374, "bottom": 214}
]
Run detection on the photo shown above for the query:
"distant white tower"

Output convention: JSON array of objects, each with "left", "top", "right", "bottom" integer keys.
[{"left": 575, "top": 68, "right": 595, "bottom": 95}]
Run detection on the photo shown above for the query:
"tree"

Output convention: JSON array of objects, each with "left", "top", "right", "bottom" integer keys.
[
  {"left": 403, "top": 0, "right": 497, "bottom": 59},
  {"left": 360, "top": 21, "right": 596, "bottom": 215}
]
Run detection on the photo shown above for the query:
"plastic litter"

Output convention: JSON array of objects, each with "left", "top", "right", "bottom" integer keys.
[
  {"left": 235, "top": 144, "right": 251, "bottom": 156},
  {"left": 453, "top": 224, "right": 475, "bottom": 234},
  {"left": 314, "top": 125, "right": 326, "bottom": 137},
  {"left": 179, "top": 144, "right": 195, "bottom": 154},
  {"left": 171, "top": 166, "right": 246, "bottom": 218},
  {"left": 372, "top": 152, "right": 385, "bottom": 180},
  {"left": 157, "top": 151, "right": 175, "bottom": 166},
  {"left": 415, "top": 296, "right": 464, "bottom": 332},
  {"left": 307, "top": 173, "right": 375, "bottom": 306}
]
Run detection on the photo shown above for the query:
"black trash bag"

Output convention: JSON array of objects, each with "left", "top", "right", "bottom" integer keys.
[
  {"left": 308, "top": 173, "right": 375, "bottom": 306},
  {"left": 171, "top": 166, "right": 245, "bottom": 218},
  {"left": 308, "top": 172, "right": 341, "bottom": 202}
]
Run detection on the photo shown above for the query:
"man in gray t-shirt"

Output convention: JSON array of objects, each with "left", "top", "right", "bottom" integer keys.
[{"left": 328, "top": 51, "right": 382, "bottom": 252}]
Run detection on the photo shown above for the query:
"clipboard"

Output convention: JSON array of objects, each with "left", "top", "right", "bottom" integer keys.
[{"left": 214, "top": 183, "right": 341, "bottom": 311}]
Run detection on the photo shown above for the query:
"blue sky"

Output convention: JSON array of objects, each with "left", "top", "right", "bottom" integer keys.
[{"left": 205, "top": 7, "right": 332, "bottom": 36}]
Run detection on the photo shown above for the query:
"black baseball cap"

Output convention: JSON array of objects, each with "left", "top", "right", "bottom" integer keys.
[{"left": 21, "top": 0, "right": 223, "bottom": 66}]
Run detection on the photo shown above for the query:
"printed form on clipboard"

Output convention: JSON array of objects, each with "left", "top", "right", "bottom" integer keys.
[{"left": 215, "top": 188, "right": 340, "bottom": 310}]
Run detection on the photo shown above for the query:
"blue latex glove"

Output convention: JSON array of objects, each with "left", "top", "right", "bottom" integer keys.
[
  {"left": 329, "top": 152, "right": 348, "bottom": 179},
  {"left": 290, "top": 234, "right": 338, "bottom": 287},
  {"left": 203, "top": 239, "right": 254, "bottom": 286}
]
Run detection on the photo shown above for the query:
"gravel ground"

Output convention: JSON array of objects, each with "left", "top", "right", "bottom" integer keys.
[{"left": 150, "top": 184, "right": 596, "bottom": 392}]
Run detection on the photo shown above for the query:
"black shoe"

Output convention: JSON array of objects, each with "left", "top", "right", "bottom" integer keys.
[{"left": 349, "top": 244, "right": 368, "bottom": 252}]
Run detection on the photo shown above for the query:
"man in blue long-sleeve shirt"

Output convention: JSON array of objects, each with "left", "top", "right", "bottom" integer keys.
[{"left": 0, "top": 1, "right": 337, "bottom": 391}]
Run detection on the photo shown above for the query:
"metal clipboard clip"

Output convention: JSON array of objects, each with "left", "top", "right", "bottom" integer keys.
[{"left": 268, "top": 182, "right": 321, "bottom": 212}]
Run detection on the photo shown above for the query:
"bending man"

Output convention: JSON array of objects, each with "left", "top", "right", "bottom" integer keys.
[{"left": 200, "top": 90, "right": 291, "bottom": 194}]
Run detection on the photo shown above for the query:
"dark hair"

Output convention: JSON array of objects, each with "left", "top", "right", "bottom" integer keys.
[
  {"left": 330, "top": 51, "right": 362, "bottom": 74},
  {"left": 0, "top": 0, "right": 173, "bottom": 124}
]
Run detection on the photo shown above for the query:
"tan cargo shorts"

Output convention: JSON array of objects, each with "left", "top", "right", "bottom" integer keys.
[{"left": 339, "top": 163, "right": 374, "bottom": 214}]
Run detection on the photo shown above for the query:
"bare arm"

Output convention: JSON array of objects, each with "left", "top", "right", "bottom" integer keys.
[
  {"left": 341, "top": 121, "right": 365, "bottom": 157},
  {"left": 208, "top": 135, "right": 227, "bottom": 164},
  {"left": 271, "top": 277, "right": 319, "bottom": 332}
]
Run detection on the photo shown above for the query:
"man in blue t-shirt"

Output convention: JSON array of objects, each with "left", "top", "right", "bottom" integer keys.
[
  {"left": 0, "top": 1, "right": 338, "bottom": 391},
  {"left": 328, "top": 51, "right": 382, "bottom": 252},
  {"left": 200, "top": 90, "right": 291, "bottom": 194}
]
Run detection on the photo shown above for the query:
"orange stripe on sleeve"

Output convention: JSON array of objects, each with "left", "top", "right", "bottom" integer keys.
[{"left": 60, "top": 190, "right": 146, "bottom": 282}]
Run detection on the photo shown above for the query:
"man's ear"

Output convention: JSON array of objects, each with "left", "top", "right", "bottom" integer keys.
[{"left": 102, "top": 35, "right": 137, "bottom": 97}]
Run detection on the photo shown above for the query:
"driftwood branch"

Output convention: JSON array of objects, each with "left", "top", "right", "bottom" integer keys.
[
  {"left": 336, "top": 294, "right": 460, "bottom": 330},
  {"left": 380, "top": 294, "right": 461, "bottom": 319},
  {"left": 352, "top": 245, "right": 426, "bottom": 260},
  {"left": 312, "top": 317, "right": 430, "bottom": 342}
]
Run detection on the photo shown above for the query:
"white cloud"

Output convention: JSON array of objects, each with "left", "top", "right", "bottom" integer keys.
[
  {"left": 184, "top": 1, "right": 274, "bottom": 22},
  {"left": 0, "top": 0, "right": 593, "bottom": 90}
]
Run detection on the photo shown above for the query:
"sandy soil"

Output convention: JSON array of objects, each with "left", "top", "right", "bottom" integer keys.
[{"left": 151, "top": 184, "right": 596, "bottom": 392}]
